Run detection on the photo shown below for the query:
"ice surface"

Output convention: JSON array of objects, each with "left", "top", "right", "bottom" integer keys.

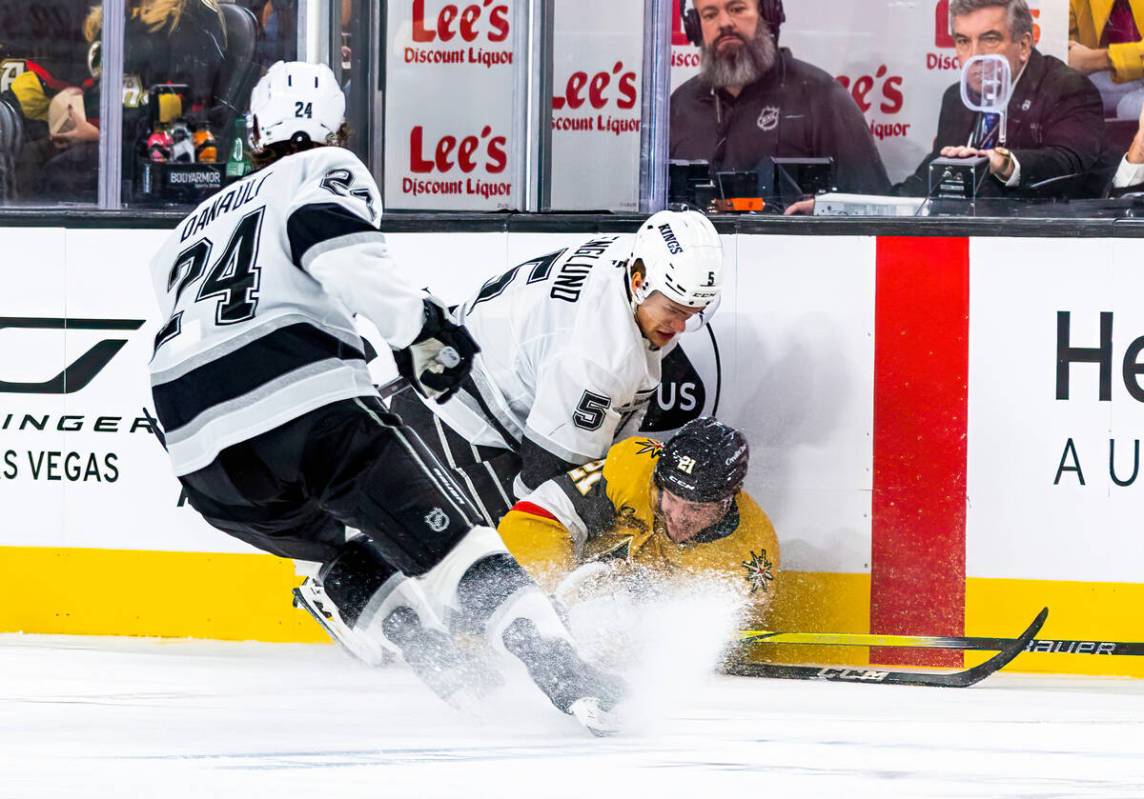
[{"left": 2, "top": 632, "right": 1144, "bottom": 798}]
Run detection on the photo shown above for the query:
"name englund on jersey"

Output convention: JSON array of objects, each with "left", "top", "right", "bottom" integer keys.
[
  {"left": 430, "top": 235, "right": 671, "bottom": 469},
  {"left": 148, "top": 147, "right": 420, "bottom": 476}
]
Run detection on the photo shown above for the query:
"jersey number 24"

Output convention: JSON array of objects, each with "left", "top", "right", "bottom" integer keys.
[{"left": 153, "top": 207, "right": 266, "bottom": 353}]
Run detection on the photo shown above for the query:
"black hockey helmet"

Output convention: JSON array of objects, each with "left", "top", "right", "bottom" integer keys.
[{"left": 653, "top": 417, "right": 749, "bottom": 503}]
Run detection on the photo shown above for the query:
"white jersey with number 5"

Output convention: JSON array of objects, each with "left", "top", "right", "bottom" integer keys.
[
  {"left": 148, "top": 147, "right": 426, "bottom": 476},
  {"left": 431, "top": 235, "right": 669, "bottom": 485}
]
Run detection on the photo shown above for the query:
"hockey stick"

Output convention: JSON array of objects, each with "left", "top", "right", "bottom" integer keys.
[
  {"left": 739, "top": 626, "right": 1144, "bottom": 656},
  {"left": 725, "top": 606, "right": 1047, "bottom": 687}
]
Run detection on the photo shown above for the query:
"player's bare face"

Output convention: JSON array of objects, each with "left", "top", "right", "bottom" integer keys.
[
  {"left": 635, "top": 292, "right": 700, "bottom": 348},
  {"left": 657, "top": 488, "right": 733, "bottom": 543}
]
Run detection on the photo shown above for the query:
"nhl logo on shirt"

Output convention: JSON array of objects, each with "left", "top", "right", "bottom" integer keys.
[
  {"left": 425, "top": 507, "right": 450, "bottom": 533},
  {"left": 757, "top": 105, "right": 780, "bottom": 132}
]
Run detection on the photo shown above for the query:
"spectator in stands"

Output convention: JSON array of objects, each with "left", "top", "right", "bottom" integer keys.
[
  {"left": 24, "top": 0, "right": 231, "bottom": 202},
  {"left": 84, "top": 0, "right": 228, "bottom": 122},
  {"left": 0, "top": 0, "right": 95, "bottom": 202},
  {"left": 669, "top": 0, "right": 891, "bottom": 205},
  {"left": 1069, "top": 0, "right": 1144, "bottom": 119},
  {"left": 897, "top": 0, "right": 1112, "bottom": 201},
  {"left": 1107, "top": 100, "right": 1144, "bottom": 192},
  {"left": 1, "top": 0, "right": 233, "bottom": 203},
  {"left": 236, "top": 0, "right": 297, "bottom": 65}
]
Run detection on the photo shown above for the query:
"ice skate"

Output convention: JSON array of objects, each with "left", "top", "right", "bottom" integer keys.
[
  {"left": 293, "top": 576, "right": 389, "bottom": 667},
  {"left": 500, "top": 617, "right": 627, "bottom": 733},
  {"left": 569, "top": 697, "right": 622, "bottom": 738}
]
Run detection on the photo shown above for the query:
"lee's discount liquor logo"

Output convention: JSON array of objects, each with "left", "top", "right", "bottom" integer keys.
[
  {"left": 836, "top": 66, "right": 909, "bottom": 141},
  {"left": 401, "top": 124, "right": 512, "bottom": 202},
  {"left": 551, "top": 61, "right": 640, "bottom": 137},
  {"left": 404, "top": 0, "right": 513, "bottom": 69}
]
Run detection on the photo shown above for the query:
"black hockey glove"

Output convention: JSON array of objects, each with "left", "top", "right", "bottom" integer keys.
[{"left": 393, "top": 298, "right": 479, "bottom": 404}]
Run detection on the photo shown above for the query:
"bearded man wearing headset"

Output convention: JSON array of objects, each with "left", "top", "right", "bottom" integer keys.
[{"left": 669, "top": 0, "right": 891, "bottom": 204}]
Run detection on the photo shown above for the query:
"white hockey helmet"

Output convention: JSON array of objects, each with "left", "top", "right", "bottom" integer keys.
[
  {"left": 630, "top": 208, "right": 723, "bottom": 312},
  {"left": 249, "top": 61, "right": 346, "bottom": 151}
]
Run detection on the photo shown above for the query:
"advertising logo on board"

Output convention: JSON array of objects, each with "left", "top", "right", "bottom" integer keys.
[
  {"left": 1053, "top": 311, "right": 1144, "bottom": 490},
  {"left": 551, "top": 61, "right": 641, "bottom": 138},
  {"left": 401, "top": 124, "right": 512, "bottom": 203},
  {"left": 404, "top": 0, "right": 513, "bottom": 69},
  {"left": 0, "top": 317, "right": 143, "bottom": 394},
  {"left": 0, "top": 317, "right": 154, "bottom": 485},
  {"left": 641, "top": 329, "right": 723, "bottom": 434}
]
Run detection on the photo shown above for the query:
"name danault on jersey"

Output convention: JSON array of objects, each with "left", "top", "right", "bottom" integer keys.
[{"left": 179, "top": 172, "right": 271, "bottom": 242}]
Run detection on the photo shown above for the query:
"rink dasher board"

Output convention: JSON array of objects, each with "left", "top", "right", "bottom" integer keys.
[{"left": 0, "top": 227, "right": 1142, "bottom": 681}]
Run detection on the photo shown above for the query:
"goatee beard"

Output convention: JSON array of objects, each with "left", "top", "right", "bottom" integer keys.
[{"left": 699, "top": 24, "right": 777, "bottom": 91}]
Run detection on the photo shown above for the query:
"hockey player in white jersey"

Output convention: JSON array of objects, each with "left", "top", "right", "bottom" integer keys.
[
  {"left": 147, "top": 61, "right": 622, "bottom": 734},
  {"left": 391, "top": 209, "right": 724, "bottom": 526}
]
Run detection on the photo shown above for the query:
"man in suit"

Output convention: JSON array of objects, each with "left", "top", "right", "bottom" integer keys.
[{"left": 898, "top": 0, "right": 1113, "bottom": 200}]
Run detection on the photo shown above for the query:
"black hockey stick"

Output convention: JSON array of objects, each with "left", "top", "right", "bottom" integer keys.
[
  {"left": 725, "top": 606, "right": 1048, "bottom": 687},
  {"left": 740, "top": 626, "right": 1144, "bottom": 656}
]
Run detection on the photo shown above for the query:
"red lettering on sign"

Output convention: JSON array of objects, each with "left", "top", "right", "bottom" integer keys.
[
  {"left": 553, "top": 62, "right": 638, "bottom": 111},
  {"left": 410, "top": 125, "right": 508, "bottom": 174},
  {"left": 935, "top": 0, "right": 954, "bottom": 49},
  {"left": 411, "top": 0, "right": 510, "bottom": 44},
  {"left": 836, "top": 65, "right": 904, "bottom": 115}
]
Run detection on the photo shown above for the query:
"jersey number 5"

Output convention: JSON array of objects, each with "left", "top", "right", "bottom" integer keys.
[
  {"left": 154, "top": 206, "right": 266, "bottom": 353},
  {"left": 573, "top": 390, "right": 611, "bottom": 431}
]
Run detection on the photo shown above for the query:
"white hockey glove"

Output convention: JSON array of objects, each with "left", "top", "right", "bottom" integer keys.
[{"left": 393, "top": 298, "right": 479, "bottom": 404}]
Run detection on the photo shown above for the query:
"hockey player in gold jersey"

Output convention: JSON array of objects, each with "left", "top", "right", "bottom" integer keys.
[{"left": 498, "top": 418, "right": 779, "bottom": 612}]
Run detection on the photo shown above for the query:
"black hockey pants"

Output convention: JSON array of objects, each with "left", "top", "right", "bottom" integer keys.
[
  {"left": 178, "top": 396, "right": 481, "bottom": 574},
  {"left": 389, "top": 389, "right": 520, "bottom": 527}
]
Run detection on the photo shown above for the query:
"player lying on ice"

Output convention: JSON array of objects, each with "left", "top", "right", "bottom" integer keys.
[
  {"left": 147, "top": 61, "right": 622, "bottom": 735},
  {"left": 498, "top": 417, "right": 781, "bottom": 655}
]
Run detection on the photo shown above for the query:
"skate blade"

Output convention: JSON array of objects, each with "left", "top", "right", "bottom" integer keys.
[{"left": 569, "top": 697, "right": 621, "bottom": 737}]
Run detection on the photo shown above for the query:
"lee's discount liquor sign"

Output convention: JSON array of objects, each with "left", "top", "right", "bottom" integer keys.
[
  {"left": 384, "top": 0, "right": 521, "bottom": 211},
  {"left": 549, "top": 0, "right": 645, "bottom": 212},
  {"left": 669, "top": 0, "right": 1066, "bottom": 184}
]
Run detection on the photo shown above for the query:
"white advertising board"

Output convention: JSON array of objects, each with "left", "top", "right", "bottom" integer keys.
[
  {"left": 19, "top": 225, "right": 1144, "bottom": 587},
  {"left": 730, "top": 235, "right": 876, "bottom": 573},
  {"left": 0, "top": 226, "right": 877, "bottom": 574},
  {"left": 967, "top": 236, "right": 1144, "bottom": 582},
  {"left": 0, "top": 229, "right": 68, "bottom": 545},
  {"left": 670, "top": 0, "right": 1068, "bottom": 183},
  {"left": 383, "top": 0, "right": 521, "bottom": 210},
  {"left": 549, "top": 0, "right": 645, "bottom": 211}
]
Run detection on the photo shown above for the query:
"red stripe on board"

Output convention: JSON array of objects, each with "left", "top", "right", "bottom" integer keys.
[{"left": 871, "top": 236, "right": 968, "bottom": 667}]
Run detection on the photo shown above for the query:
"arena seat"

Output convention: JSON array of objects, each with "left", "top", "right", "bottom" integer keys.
[
  {"left": 0, "top": 95, "right": 25, "bottom": 202},
  {"left": 212, "top": 2, "right": 261, "bottom": 134}
]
